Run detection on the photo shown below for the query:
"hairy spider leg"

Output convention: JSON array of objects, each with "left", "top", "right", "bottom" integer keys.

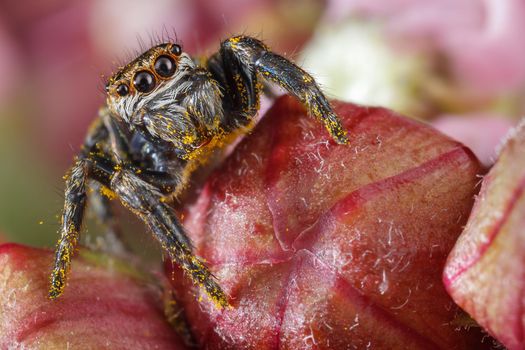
[
  {"left": 214, "top": 35, "right": 349, "bottom": 144},
  {"left": 49, "top": 158, "right": 89, "bottom": 299},
  {"left": 111, "top": 170, "right": 229, "bottom": 309},
  {"left": 49, "top": 117, "right": 111, "bottom": 299}
]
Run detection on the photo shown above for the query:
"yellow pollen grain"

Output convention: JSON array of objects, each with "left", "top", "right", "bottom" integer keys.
[
  {"left": 182, "top": 134, "right": 197, "bottom": 145},
  {"left": 100, "top": 186, "right": 117, "bottom": 200},
  {"left": 302, "top": 75, "right": 313, "bottom": 83}
]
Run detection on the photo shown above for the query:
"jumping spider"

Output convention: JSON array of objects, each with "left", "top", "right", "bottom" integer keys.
[{"left": 49, "top": 35, "right": 348, "bottom": 308}]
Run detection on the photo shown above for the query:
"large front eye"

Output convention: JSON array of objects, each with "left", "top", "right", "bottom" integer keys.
[
  {"left": 133, "top": 71, "right": 156, "bottom": 93},
  {"left": 154, "top": 55, "right": 176, "bottom": 77}
]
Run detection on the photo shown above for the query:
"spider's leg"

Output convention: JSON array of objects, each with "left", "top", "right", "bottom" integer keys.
[
  {"left": 218, "top": 35, "right": 348, "bottom": 144},
  {"left": 49, "top": 157, "right": 89, "bottom": 299},
  {"left": 50, "top": 115, "right": 113, "bottom": 299},
  {"left": 50, "top": 115, "right": 124, "bottom": 299},
  {"left": 91, "top": 154, "right": 225, "bottom": 307},
  {"left": 49, "top": 148, "right": 211, "bottom": 304},
  {"left": 110, "top": 169, "right": 229, "bottom": 309},
  {"left": 207, "top": 51, "right": 258, "bottom": 127}
]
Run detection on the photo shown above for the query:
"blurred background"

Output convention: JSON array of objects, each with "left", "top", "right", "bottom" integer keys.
[{"left": 0, "top": 0, "right": 523, "bottom": 252}]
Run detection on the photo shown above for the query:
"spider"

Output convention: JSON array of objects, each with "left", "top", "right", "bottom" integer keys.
[{"left": 49, "top": 35, "right": 348, "bottom": 309}]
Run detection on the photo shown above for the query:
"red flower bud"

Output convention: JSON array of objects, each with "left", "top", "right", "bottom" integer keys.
[{"left": 168, "top": 96, "right": 490, "bottom": 349}]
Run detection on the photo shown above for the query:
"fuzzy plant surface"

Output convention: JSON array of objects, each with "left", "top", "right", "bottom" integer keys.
[{"left": 168, "top": 96, "right": 493, "bottom": 349}]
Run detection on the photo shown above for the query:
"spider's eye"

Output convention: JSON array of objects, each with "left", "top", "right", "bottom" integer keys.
[
  {"left": 154, "top": 55, "right": 176, "bottom": 77},
  {"left": 133, "top": 71, "right": 156, "bottom": 93},
  {"left": 170, "top": 44, "right": 182, "bottom": 56},
  {"left": 116, "top": 84, "right": 129, "bottom": 96}
]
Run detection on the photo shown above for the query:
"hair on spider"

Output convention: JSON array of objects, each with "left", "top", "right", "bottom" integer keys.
[
  {"left": 135, "top": 33, "right": 148, "bottom": 54},
  {"left": 142, "top": 27, "right": 181, "bottom": 52},
  {"left": 157, "top": 25, "right": 180, "bottom": 47},
  {"left": 49, "top": 33, "right": 349, "bottom": 310}
]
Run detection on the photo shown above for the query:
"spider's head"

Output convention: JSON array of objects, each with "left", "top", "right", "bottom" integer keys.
[{"left": 105, "top": 42, "right": 195, "bottom": 125}]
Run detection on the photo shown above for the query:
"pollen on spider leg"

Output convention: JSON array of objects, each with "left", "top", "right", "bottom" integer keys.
[
  {"left": 49, "top": 234, "right": 76, "bottom": 299},
  {"left": 302, "top": 74, "right": 313, "bottom": 83},
  {"left": 99, "top": 185, "right": 117, "bottom": 200},
  {"left": 173, "top": 246, "right": 230, "bottom": 309}
]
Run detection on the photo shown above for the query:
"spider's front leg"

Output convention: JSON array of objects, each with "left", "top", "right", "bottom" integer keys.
[
  {"left": 110, "top": 170, "right": 229, "bottom": 308},
  {"left": 49, "top": 158, "right": 89, "bottom": 298},
  {"left": 50, "top": 115, "right": 114, "bottom": 298},
  {"left": 215, "top": 35, "right": 349, "bottom": 144},
  {"left": 49, "top": 114, "right": 126, "bottom": 298}
]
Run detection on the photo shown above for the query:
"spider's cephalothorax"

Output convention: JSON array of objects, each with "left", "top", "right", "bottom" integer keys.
[{"left": 49, "top": 35, "right": 348, "bottom": 309}]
